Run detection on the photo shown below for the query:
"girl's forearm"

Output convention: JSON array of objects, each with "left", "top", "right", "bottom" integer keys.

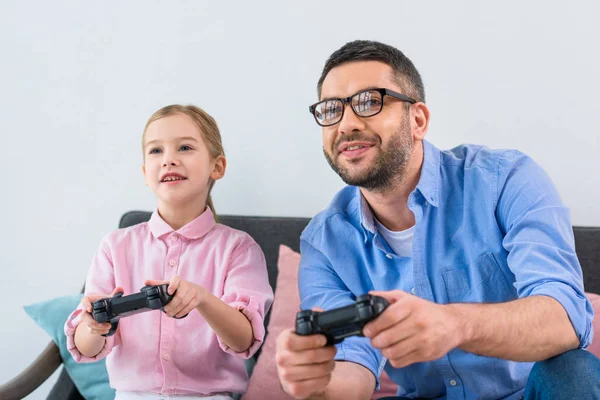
[
  {"left": 196, "top": 292, "right": 254, "bottom": 352},
  {"left": 74, "top": 324, "right": 107, "bottom": 358}
]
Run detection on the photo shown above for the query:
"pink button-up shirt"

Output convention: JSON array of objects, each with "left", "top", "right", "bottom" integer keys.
[{"left": 64, "top": 208, "right": 273, "bottom": 395}]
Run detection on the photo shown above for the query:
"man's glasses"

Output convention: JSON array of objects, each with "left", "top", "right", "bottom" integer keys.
[{"left": 309, "top": 88, "right": 416, "bottom": 127}]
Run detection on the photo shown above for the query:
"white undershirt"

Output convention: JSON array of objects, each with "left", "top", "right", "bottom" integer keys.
[{"left": 374, "top": 219, "right": 415, "bottom": 258}]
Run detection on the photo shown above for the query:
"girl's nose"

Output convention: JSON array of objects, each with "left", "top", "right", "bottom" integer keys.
[{"left": 162, "top": 160, "right": 178, "bottom": 167}]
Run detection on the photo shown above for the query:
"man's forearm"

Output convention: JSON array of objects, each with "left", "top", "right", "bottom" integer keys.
[
  {"left": 452, "top": 295, "right": 579, "bottom": 361},
  {"left": 307, "top": 361, "right": 375, "bottom": 400}
]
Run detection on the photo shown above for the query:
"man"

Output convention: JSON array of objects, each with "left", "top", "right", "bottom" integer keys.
[{"left": 275, "top": 40, "right": 600, "bottom": 399}]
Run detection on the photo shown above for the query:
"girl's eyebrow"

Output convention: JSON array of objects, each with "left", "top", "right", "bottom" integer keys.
[{"left": 145, "top": 136, "right": 199, "bottom": 147}]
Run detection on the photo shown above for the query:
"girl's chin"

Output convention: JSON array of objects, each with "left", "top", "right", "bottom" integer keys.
[{"left": 156, "top": 193, "right": 207, "bottom": 208}]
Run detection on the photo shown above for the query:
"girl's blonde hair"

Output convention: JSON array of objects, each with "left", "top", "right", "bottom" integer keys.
[{"left": 142, "top": 104, "right": 225, "bottom": 218}]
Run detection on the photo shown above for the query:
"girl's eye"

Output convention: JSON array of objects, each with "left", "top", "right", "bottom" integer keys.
[
  {"left": 180, "top": 145, "right": 193, "bottom": 151},
  {"left": 148, "top": 148, "right": 162, "bottom": 154}
]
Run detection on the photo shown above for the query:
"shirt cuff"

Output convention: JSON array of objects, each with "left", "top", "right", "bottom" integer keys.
[
  {"left": 334, "top": 337, "right": 385, "bottom": 390},
  {"left": 530, "top": 282, "right": 595, "bottom": 349},
  {"left": 218, "top": 295, "right": 266, "bottom": 359},
  {"left": 64, "top": 308, "right": 116, "bottom": 363}
]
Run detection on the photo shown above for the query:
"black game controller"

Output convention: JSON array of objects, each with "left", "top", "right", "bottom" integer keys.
[
  {"left": 295, "top": 294, "right": 389, "bottom": 345},
  {"left": 92, "top": 284, "right": 187, "bottom": 337}
]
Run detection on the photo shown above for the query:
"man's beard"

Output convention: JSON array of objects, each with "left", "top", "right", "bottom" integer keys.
[{"left": 323, "top": 119, "right": 413, "bottom": 192}]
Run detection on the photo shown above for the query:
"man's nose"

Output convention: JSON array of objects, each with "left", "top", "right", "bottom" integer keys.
[{"left": 338, "top": 103, "right": 365, "bottom": 135}]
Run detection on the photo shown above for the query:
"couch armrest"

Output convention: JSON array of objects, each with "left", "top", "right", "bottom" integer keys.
[{"left": 0, "top": 341, "right": 62, "bottom": 400}]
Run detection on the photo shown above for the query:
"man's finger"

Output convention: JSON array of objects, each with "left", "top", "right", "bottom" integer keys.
[
  {"left": 280, "top": 329, "right": 328, "bottom": 351},
  {"left": 278, "top": 359, "right": 335, "bottom": 381},
  {"left": 363, "top": 299, "right": 411, "bottom": 338},
  {"left": 368, "top": 290, "right": 406, "bottom": 304},
  {"left": 282, "top": 346, "right": 337, "bottom": 367},
  {"left": 370, "top": 319, "right": 417, "bottom": 349}
]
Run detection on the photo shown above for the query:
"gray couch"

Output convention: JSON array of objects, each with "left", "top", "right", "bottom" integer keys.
[{"left": 1, "top": 211, "right": 599, "bottom": 400}]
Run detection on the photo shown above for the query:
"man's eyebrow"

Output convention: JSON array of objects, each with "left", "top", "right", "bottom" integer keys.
[
  {"left": 145, "top": 136, "right": 199, "bottom": 147},
  {"left": 320, "top": 86, "right": 381, "bottom": 102}
]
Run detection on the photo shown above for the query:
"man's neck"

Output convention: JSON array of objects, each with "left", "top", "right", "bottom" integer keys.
[
  {"left": 158, "top": 197, "right": 208, "bottom": 231},
  {"left": 361, "top": 141, "right": 424, "bottom": 232}
]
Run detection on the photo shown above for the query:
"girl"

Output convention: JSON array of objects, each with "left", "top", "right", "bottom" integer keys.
[{"left": 64, "top": 105, "right": 274, "bottom": 400}]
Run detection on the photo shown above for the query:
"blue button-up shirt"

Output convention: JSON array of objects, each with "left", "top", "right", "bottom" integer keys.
[{"left": 298, "top": 140, "right": 594, "bottom": 400}]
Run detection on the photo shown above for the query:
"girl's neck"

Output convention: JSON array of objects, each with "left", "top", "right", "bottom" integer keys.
[{"left": 157, "top": 198, "right": 208, "bottom": 231}]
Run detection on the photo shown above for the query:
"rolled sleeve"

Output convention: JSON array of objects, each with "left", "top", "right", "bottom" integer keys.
[
  {"left": 218, "top": 241, "right": 273, "bottom": 359},
  {"left": 530, "top": 282, "right": 594, "bottom": 348},
  {"left": 63, "top": 307, "right": 117, "bottom": 363},
  {"left": 299, "top": 239, "right": 384, "bottom": 388},
  {"left": 497, "top": 151, "right": 594, "bottom": 348},
  {"left": 334, "top": 337, "right": 386, "bottom": 390},
  {"left": 63, "top": 237, "right": 119, "bottom": 362},
  {"left": 220, "top": 293, "right": 267, "bottom": 358}
]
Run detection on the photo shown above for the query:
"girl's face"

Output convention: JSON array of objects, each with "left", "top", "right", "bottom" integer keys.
[{"left": 142, "top": 113, "right": 225, "bottom": 210}]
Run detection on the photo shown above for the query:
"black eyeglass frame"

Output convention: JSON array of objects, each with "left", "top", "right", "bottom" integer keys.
[{"left": 308, "top": 88, "right": 417, "bottom": 127}]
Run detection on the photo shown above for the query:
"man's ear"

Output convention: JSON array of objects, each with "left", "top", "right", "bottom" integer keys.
[
  {"left": 411, "top": 102, "right": 430, "bottom": 141},
  {"left": 211, "top": 155, "right": 227, "bottom": 181}
]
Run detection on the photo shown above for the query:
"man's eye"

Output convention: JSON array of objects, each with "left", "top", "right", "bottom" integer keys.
[
  {"left": 360, "top": 98, "right": 381, "bottom": 108},
  {"left": 180, "top": 145, "right": 193, "bottom": 151},
  {"left": 148, "top": 148, "right": 162, "bottom": 154}
]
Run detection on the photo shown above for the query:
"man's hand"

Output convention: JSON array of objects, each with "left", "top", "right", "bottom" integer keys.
[
  {"left": 275, "top": 327, "right": 337, "bottom": 399},
  {"left": 363, "top": 290, "right": 463, "bottom": 369},
  {"left": 145, "top": 276, "right": 207, "bottom": 318},
  {"left": 79, "top": 287, "right": 124, "bottom": 336}
]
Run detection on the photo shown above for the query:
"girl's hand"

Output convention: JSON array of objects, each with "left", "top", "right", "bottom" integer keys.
[
  {"left": 79, "top": 287, "right": 124, "bottom": 336},
  {"left": 145, "top": 276, "right": 207, "bottom": 318}
]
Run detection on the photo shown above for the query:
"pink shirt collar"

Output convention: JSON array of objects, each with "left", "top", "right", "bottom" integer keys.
[{"left": 148, "top": 207, "right": 216, "bottom": 240}]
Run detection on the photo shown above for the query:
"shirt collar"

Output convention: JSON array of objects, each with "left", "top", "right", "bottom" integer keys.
[
  {"left": 416, "top": 139, "right": 441, "bottom": 208},
  {"left": 358, "top": 139, "right": 441, "bottom": 235},
  {"left": 148, "top": 207, "right": 216, "bottom": 240}
]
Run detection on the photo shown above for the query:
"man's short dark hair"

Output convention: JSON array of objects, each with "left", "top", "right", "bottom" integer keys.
[{"left": 317, "top": 40, "right": 425, "bottom": 103}]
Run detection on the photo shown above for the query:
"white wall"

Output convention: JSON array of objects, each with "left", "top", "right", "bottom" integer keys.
[{"left": 1, "top": 1, "right": 599, "bottom": 398}]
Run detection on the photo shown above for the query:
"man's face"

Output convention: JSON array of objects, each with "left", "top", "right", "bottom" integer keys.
[{"left": 319, "top": 61, "right": 414, "bottom": 191}]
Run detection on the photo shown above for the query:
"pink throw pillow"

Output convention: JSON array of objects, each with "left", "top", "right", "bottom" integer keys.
[
  {"left": 586, "top": 292, "right": 600, "bottom": 358},
  {"left": 243, "top": 245, "right": 398, "bottom": 400}
]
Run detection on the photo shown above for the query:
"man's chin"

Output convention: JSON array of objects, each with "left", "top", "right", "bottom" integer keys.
[{"left": 337, "top": 170, "right": 376, "bottom": 187}]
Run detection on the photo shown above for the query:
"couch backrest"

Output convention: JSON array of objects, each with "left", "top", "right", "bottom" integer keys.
[
  {"left": 574, "top": 227, "right": 600, "bottom": 294},
  {"left": 119, "top": 211, "right": 600, "bottom": 295}
]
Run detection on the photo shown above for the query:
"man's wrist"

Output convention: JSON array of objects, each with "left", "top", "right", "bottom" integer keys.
[{"left": 446, "top": 303, "right": 475, "bottom": 349}]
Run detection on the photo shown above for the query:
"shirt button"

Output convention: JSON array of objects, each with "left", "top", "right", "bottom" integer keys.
[
  {"left": 411, "top": 288, "right": 416, "bottom": 295},
  {"left": 169, "top": 259, "right": 177, "bottom": 267},
  {"left": 385, "top": 253, "right": 393, "bottom": 259},
  {"left": 449, "top": 379, "right": 457, "bottom": 386},
  {"left": 172, "top": 234, "right": 179, "bottom": 241},
  {"left": 163, "top": 353, "right": 170, "bottom": 361}
]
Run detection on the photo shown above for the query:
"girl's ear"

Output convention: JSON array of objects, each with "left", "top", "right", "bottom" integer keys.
[
  {"left": 142, "top": 164, "right": 149, "bottom": 186},
  {"left": 211, "top": 155, "right": 227, "bottom": 181}
]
